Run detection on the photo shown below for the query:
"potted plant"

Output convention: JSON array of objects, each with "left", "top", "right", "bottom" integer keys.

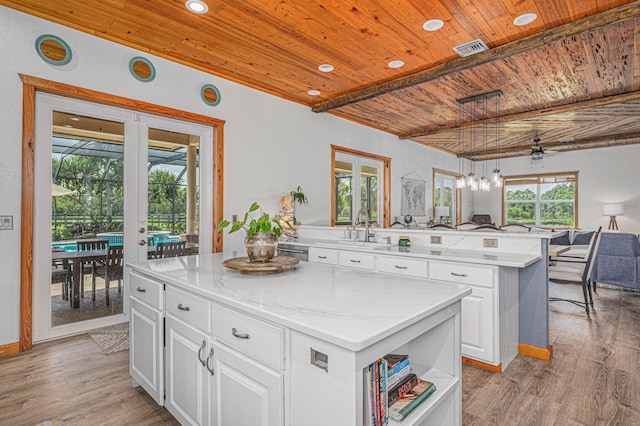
[{"left": 217, "top": 202, "right": 286, "bottom": 262}]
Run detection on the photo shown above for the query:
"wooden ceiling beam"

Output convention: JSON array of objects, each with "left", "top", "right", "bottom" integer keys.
[
  {"left": 402, "top": 90, "right": 640, "bottom": 139},
  {"left": 458, "top": 131, "right": 640, "bottom": 159},
  {"left": 311, "top": 1, "right": 640, "bottom": 113}
]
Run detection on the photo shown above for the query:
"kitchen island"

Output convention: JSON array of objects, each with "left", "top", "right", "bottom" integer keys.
[{"left": 127, "top": 253, "right": 471, "bottom": 426}]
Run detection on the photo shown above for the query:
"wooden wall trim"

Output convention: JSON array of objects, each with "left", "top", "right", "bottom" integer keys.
[
  {"left": 19, "top": 74, "right": 225, "bottom": 352},
  {"left": 462, "top": 356, "right": 503, "bottom": 373},
  {"left": 0, "top": 342, "right": 20, "bottom": 357},
  {"left": 518, "top": 343, "right": 553, "bottom": 361},
  {"left": 20, "top": 81, "right": 35, "bottom": 352}
]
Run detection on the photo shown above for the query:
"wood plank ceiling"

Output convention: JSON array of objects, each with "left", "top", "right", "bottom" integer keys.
[{"left": 4, "top": 0, "right": 640, "bottom": 160}]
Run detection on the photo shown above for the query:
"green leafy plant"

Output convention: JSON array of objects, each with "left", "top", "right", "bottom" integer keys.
[
  {"left": 217, "top": 202, "right": 285, "bottom": 237},
  {"left": 289, "top": 185, "right": 308, "bottom": 205}
]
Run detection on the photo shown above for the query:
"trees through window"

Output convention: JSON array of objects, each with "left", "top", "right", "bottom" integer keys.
[{"left": 503, "top": 172, "right": 577, "bottom": 228}]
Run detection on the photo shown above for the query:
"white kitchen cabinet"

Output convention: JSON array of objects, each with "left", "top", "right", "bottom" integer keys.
[
  {"left": 308, "top": 246, "right": 339, "bottom": 265},
  {"left": 338, "top": 250, "right": 376, "bottom": 270},
  {"left": 129, "top": 272, "right": 164, "bottom": 405},
  {"left": 209, "top": 341, "right": 284, "bottom": 426},
  {"left": 165, "top": 315, "right": 212, "bottom": 426},
  {"left": 165, "top": 285, "right": 213, "bottom": 425},
  {"left": 428, "top": 260, "right": 518, "bottom": 369},
  {"left": 377, "top": 253, "right": 428, "bottom": 278}
]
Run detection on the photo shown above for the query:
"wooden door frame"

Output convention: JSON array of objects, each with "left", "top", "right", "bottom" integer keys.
[{"left": 19, "top": 74, "right": 225, "bottom": 351}]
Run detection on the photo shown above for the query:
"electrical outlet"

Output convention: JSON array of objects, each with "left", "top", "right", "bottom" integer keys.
[
  {"left": 0, "top": 216, "right": 13, "bottom": 230},
  {"left": 430, "top": 235, "right": 442, "bottom": 244},
  {"left": 483, "top": 238, "right": 498, "bottom": 248}
]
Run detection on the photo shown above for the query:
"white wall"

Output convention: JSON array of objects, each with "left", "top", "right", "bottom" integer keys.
[
  {"left": 0, "top": 7, "right": 459, "bottom": 346},
  {"left": 473, "top": 145, "right": 640, "bottom": 233}
]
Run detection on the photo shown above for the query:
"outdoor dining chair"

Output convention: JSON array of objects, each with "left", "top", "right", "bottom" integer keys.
[{"left": 76, "top": 239, "right": 109, "bottom": 301}]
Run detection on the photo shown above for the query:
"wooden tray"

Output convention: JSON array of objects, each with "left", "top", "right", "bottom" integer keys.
[{"left": 222, "top": 255, "right": 300, "bottom": 275}]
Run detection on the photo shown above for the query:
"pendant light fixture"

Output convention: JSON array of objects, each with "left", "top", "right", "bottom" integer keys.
[{"left": 456, "top": 90, "right": 503, "bottom": 191}]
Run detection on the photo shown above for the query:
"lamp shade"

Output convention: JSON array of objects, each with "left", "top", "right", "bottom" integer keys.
[
  {"left": 435, "top": 206, "right": 449, "bottom": 217},
  {"left": 602, "top": 203, "right": 624, "bottom": 216}
]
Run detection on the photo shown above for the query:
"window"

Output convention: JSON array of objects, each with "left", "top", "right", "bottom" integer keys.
[
  {"left": 503, "top": 172, "right": 577, "bottom": 228},
  {"left": 433, "top": 169, "right": 460, "bottom": 226},
  {"left": 331, "top": 146, "right": 390, "bottom": 227}
]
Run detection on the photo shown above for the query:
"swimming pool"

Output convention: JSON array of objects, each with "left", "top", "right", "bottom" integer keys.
[{"left": 52, "top": 233, "right": 180, "bottom": 251}]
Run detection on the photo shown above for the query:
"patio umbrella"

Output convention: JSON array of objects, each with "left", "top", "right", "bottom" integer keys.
[{"left": 52, "top": 183, "right": 74, "bottom": 196}]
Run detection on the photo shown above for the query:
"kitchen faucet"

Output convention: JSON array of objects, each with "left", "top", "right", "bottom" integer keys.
[{"left": 354, "top": 208, "right": 374, "bottom": 242}]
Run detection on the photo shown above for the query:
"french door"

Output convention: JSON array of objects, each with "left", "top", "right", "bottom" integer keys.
[{"left": 33, "top": 94, "right": 212, "bottom": 342}]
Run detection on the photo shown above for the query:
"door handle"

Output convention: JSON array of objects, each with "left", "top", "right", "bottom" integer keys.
[
  {"left": 205, "top": 348, "right": 215, "bottom": 376},
  {"left": 177, "top": 303, "right": 190, "bottom": 311},
  {"left": 139, "top": 239, "right": 147, "bottom": 246},
  {"left": 197, "top": 340, "right": 206, "bottom": 366},
  {"left": 136, "top": 286, "right": 147, "bottom": 292}
]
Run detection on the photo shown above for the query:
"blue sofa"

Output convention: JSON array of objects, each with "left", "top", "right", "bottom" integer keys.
[{"left": 591, "top": 232, "right": 640, "bottom": 290}]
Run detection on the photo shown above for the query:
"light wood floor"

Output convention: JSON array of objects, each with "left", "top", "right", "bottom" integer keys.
[
  {"left": 0, "top": 334, "right": 178, "bottom": 426},
  {"left": 463, "top": 282, "right": 640, "bottom": 425},
  {"left": 0, "top": 283, "right": 638, "bottom": 425}
]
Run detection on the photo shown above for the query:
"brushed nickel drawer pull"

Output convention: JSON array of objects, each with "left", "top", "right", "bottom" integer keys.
[
  {"left": 451, "top": 272, "right": 468, "bottom": 277},
  {"left": 206, "top": 348, "right": 215, "bottom": 375},
  {"left": 394, "top": 265, "right": 408, "bottom": 270},
  {"left": 136, "top": 286, "right": 147, "bottom": 292},
  {"left": 177, "top": 303, "right": 191, "bottom": 311},
  {"left": 350, "top": 259, "right": 361, "bottom": 263},
  {"left": 231, "top": 328, "right": 250, "bottom": 339},
  {"left": 318, "top": 256, "right": 327, "bottom": 259},
  {"left": 197, "top": 340, "right": 206, "bottom": 366}
]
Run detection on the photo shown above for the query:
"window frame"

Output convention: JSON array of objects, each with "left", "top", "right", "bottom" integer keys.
[
  {"left": 331, "top": 145, "right": 390, "bottom": 227},
  {"left": 502, "top": 171, "right": 579, "bottom": 229},
  {"left": 432, "top": 168, "right": 461, "bottom": 226}
]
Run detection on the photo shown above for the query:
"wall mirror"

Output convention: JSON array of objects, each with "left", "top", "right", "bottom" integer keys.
[
  {"left": 201, "top": 84, "right": 221, "bottom": 106},
  {"left": 129, "top": 56, "right": 156, "bottom": 82},
  {"left": 35, "top": 34, "right": 72, "bottom": 66}
]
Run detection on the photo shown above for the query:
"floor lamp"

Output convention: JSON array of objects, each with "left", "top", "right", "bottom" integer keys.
[{"left": 603, "top": 203, "right": 624, "bottom": 230}]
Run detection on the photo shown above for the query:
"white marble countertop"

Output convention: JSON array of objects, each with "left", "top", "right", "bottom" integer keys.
[
  {"left": 280, "top": 238, "right": 541, "bottom": 268},
  {"left": 127, "top": 253, "right": 471, "bottom": 352}
]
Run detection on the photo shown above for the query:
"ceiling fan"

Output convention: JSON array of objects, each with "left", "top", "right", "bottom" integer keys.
[{"left": 530, "top": 138, "right": 557, "bottom": 160}]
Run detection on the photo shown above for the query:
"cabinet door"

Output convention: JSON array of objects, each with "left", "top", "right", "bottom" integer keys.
[
  {"left": 130, "top": 297, "right": 164, "bottom": 405},
  {"left": 209, "top": 341, "right": 284, "bottom": 426},
  {"left": 165, "top": 315, "right": 210, "bottom": 426},
  {"left": 461, "top": 285, "right": 497, "bottom": 364}
]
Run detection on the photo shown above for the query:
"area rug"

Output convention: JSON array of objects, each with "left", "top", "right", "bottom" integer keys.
[{"left": 88, "top": 322, "right": 129, "bottom": 355}]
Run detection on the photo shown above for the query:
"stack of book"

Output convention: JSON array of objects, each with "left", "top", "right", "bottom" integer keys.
[{"left": 365, "top": 354, "right": 437, "bottom": 424}]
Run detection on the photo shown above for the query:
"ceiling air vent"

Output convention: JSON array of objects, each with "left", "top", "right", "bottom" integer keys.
[{"left": 452, "top": 39, "right": 489, "bottom": 57}]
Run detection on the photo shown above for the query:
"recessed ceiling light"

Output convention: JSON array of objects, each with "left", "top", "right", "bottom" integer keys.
[
  {"left": 388, "top": 60, "right": 405, "bottom": 69},
  {"left": 318, "top": 64, "right": 334, "bottom": 73},
  {"left": 308, "top": 90, "right": 321, "bottom": 96},
  {"left": 69, "top": 117, "right": 80, "bottom": 121},
  {"left": 514, "top": 13, "right": 537, "bottom": 26},
  {"left": 423, "top": 19, "right": 444, "bottom": 32},
  {"left": 559, "top": 137, "right": 574, "bottom": 143},
  {"left": 63, "top": 124, "right": 73, "bottom": 128},
  {"left": 185, "top": 0, "right": 208, "bottom": 14}
]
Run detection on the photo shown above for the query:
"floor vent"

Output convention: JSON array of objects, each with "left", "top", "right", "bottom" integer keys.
[{"left": 452, "top": 39, "right": 489, "bottom": 57}]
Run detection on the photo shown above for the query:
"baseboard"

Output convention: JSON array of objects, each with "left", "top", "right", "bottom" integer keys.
[
  {"left": 0, "top": 342, "right": 20, "bottom": 357},
  {"left": 462, "top": 356, "right": 503, "bottom": 373},
  {"left": 518, "top": 343, "right": 552, "bottom": 361}
]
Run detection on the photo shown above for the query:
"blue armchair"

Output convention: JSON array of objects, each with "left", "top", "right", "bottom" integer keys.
[{"left": 591, "top": 232, "right": 640, "bottom": 290}]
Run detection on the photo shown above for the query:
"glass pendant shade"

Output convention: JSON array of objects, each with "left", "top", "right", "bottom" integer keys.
[
  {"left": 492, "top": 169, "right": 503, "bottom": 187},
  {"left": 456, "top": 175, "right": 466, "bottom": 188}
]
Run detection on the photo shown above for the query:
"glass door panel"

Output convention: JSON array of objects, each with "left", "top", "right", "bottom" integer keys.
[
  {"left": 147, "top": 128, "right": 200, "bottom": 258},
  {"left": 50, "top": 111, "right": 126, "bottom": 327}
]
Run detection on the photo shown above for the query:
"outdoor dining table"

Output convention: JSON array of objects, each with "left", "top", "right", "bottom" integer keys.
[
  {"left": 52, "top": 249, "right": 107, "bottom": 309},
  {"left": 51, "top": 242, "right": 199, "bottom": 308}
]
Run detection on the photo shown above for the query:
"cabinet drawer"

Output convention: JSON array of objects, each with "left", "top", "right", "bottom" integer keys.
[
  {"left": 129, "top": 272, "right": 163, "bottom": 310},
  {"left": 212, "top": 304, "right": 285, "bottom": 370},
  {"left": 166, "top": 286, "right": 211, "bottom": 333},
  {"left": 377, "top": 255, "right": 428, "bottom": 278},
  {"left": 338, "top": 251, "right": 375, "bottom": 270},
  {"left": 308, "top": 247, "right": 339, "bottom": 265},
  {"left": 428, "top": 260, "right": 495, "bottom": 288}
]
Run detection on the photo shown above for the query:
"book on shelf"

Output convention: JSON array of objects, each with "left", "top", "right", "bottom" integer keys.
[
  {"left": 388, "top": 378, "right": 437, "bottom": 422},
  {"left": 387, "top": 373, "right": 418, "bottom": 406},
  {"left": 385, "top": 354, "right": 410, "bottom": 389},
  {"left": 387, "top": 362, "right": 410, "bottom": 388}
]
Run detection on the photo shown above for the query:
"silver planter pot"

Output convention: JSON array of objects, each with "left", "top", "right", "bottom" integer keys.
[{"left": 244, "top": 232, "right": 278, "bottom": 262}]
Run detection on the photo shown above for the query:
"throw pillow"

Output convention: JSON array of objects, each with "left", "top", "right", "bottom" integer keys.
[
  {"left": 572, "top": 230, "right": 594, "bottom": 245},
  {"left": 550, "top": 231, "right": 571, "bottom": 245}
]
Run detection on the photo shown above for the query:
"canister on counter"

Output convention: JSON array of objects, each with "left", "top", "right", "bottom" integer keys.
[{"left": 399, "top": 236, "right": 411, "bottom": 247}]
